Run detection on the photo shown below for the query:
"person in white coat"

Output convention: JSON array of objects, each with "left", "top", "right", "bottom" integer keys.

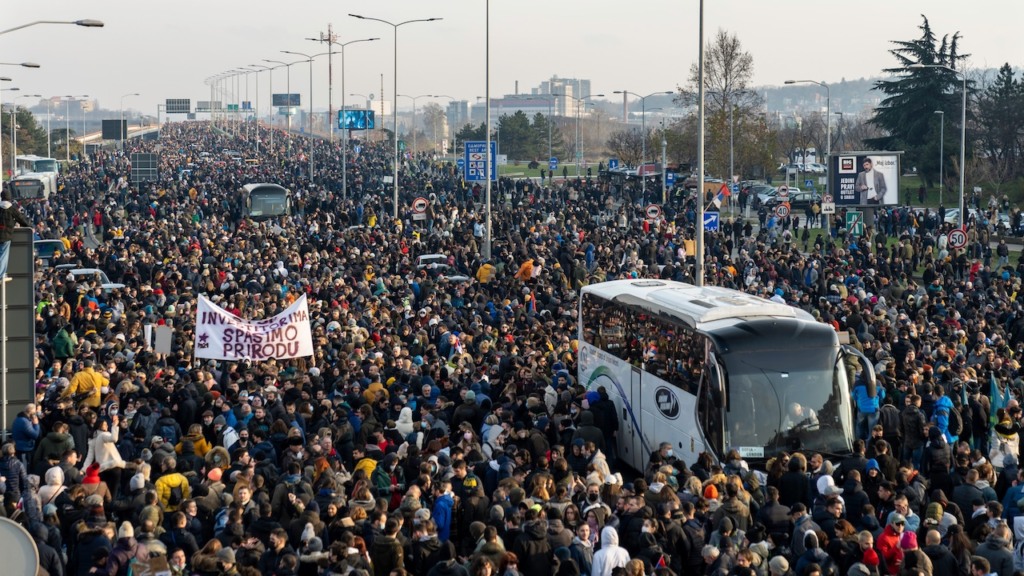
[
  {"left": 591, "top": 525, "right": 631, "bottom": 576},
  {"left": 81, "top": 415, "right": 126, "bottom": 496}
]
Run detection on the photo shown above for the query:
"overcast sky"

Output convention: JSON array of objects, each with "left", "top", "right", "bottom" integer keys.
[{"left": 4, "top": 0, "right": 1020, "bottom": 117}]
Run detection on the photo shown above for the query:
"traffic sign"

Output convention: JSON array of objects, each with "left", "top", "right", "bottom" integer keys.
[
  {"left": 645, "top": 204, "right": 662, "bottom": 220},
  {"left": 777, "top": 185, "right": 790, "bottom": 199},
  {"left": 665, "top": 172, "right": 676, "bottom": 186},
  {"left": 464, "top": 141, "right": 497, "bottom": 182},
  {"left": 549, "top": 157, "right": 558, "bottom": 171},
  {"left": 774, "top": 203, "right": 791, "bottom": 219},
  {"left": 608, "top": 158, "right": 620, "bottom": 170},
  {"left": 804, "top": 179, "right": 814, "bottom": 188},
  {"left": 730, "top": 182, "right": 739, "bottom": 194},
  {"left": 846, "top": 210, "right": 865, "bottom": 236},
  {"left": 947, "top": 227, "right": 968, "bottom": 249},
  {"left": 456, "top": 158, "right": 465, "bottom": 171},
  {"left": 412, "top": 197, "right": 429, "bottom": 214},
  {"left": 822, "top": 194, "right": 835, "bottom": 215},
  {"left": 704, "top": 211, "right": 720, "bottom": 232}
]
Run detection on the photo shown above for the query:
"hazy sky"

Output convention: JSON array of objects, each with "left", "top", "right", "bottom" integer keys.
[{"left": 4, "top": 0, "right": 1020, "bottom": 117}]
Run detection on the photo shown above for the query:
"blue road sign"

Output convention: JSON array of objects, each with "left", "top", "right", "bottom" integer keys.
[
  {"left": 804, "top": 179, "right": 814, "bottom": 187},
  {"left": 464, "top": 141, "right": 497, "bottom": 182},
  {"left": 456, "top": 158, "right": 465, "bottom": 171},
  {"left": 731, "top": 182, "right": 739, "bottom": 194},
  {"left": 665, "top": 172, "right": 676, "bottom": 186},
  {"left": 703, "top": 211, "right": 720, "bottom": 232},
  {"left": 549, "top": 157, "right": 558, "bottom": 171},
  {"left": 608, "top": 158, "right": 620, "bottom": 170}
]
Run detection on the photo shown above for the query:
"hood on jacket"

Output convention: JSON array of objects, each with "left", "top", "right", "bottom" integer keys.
[
  {"left": 526, "top": 520, "right": 548, "bottom": 539},
  {"left": 580, "top": 411, "right": 596, "bottom": 426},
  {"left": 601, "top": 525, "right": 619, "bottom": 548},
  {"left": 45, "top": 466, "right": 64, "bottom": 487},
  {"left": 397, "top": 407, "right": 414, "bottom": 425}
]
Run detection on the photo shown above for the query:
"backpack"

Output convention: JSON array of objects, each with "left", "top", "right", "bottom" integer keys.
[
  {"left": 167, "top": 480, "right": 184, "bottom": 508},
  {"left": 947, "top": 405, "right": 963, "bottom": 436},
  {"left": 159, "top": 422, "right": 179, "bottom": 446}
]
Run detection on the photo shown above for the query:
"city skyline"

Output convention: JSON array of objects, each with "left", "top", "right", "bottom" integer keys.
[{"left": 4, "top": 0, "right": 1020, "bottom": 120}]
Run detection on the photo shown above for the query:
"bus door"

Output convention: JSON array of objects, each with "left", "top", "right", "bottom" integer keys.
[{"left": 626, "top": 366, "right": 644, "bottom": 470}]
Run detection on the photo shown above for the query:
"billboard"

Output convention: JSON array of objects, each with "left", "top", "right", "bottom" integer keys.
[
  {"left": 272, "top": 93, "right": 301, "bottom": 107},
  {"left": 829, "top": 152, "right": 902, "bottom": 207},
  {"left": 338, "top": 109, "right": 375, "bottom": 130},
  {"left": 131, "top": 153, "right": 159, "bottom": 183},
  {"left": 165, "top": 99, "right": 191, "bottom": 114},
  {"left": 101, "top": 119, "right": 129, "bottom": 140}
]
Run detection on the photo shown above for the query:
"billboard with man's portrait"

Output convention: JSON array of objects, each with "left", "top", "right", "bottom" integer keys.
[{"left": 829, "top": 152, "right": 902, "bottom": 207}]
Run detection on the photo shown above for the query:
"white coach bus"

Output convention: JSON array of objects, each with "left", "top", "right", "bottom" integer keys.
[{"left": 578, "top": 279, "right": 874, "bottom": 469}]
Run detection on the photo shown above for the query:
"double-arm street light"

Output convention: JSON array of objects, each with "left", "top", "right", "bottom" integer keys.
[
  {"left": 263, "top": 58, "right": 305, "bottom": 141},
  {"left": 784, "top": 79, "right": 831, "bottom": 157},
  {"left": 0, "top": 19, "right": 102, "bottom": 36},
  {"left": 613, "top": 90, "right": 673, "bottom": 193},
  {"left": 553, "top": 93, "right": 605, "bottom": 177},
  {"left": 349, "top": 13, "right": 443, "bottom": 219},
  {"left": 398, "top": 94, "right": 433, "bottom": 155},
  {"left": 306, "top": 35, "right": 378, "bottom": 145},
  {"left": 911, "top": 63, "right": 967, "bottom": 227},
  {"left": 281, "top": 50, "right": 329, "bottom": 183}
]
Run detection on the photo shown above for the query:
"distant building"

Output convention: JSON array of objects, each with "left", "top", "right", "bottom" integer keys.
[
  {"left": 446, "top": 100, "right": 470, "bottom": 130},
  {"left": 531, "top": 76, "right": 592, "bottom": 117}
]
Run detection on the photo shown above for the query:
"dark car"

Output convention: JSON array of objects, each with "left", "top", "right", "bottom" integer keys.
[{"left": 764, "top": 190, "right": 821, "bottom": 209}]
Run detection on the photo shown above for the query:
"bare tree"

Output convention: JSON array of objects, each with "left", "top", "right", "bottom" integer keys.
[
  {"left": 678, "top": 29, "right": 760, "bottom": 116},
  {"left": 421, "top": 102, "right": 445, "bottom": 152},
  {"left": 606, "top": 129, "right": 645, "bottom": 166}
]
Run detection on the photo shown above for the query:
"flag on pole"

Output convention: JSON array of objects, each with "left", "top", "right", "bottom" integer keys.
[
  {"left": 991, "top": 372, "right": 1011, "bottom": 427},
  {"left": 713, "top": 184, "right": 731, "bottom": 208}
]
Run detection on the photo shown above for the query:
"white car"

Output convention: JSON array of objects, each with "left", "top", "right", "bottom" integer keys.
[{"left": 67, "top": 268, "right": 125, "bottom": 292}]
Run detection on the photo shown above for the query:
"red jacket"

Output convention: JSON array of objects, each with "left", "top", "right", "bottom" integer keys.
[{"left": 875, "top": 524, "right": 903, "bottom": 575}]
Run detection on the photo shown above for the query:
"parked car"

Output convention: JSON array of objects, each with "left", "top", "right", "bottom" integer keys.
[
  {"left": 765, "top": 189, "right": 820, "bottom": 209},
  {"left": 65, "top": 268, "right": 125, "bottom": 292}
]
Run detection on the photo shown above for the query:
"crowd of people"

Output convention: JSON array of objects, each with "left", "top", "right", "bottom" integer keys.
[{"left": 1, "top": 120, "right": 1024, "bottom": 576}]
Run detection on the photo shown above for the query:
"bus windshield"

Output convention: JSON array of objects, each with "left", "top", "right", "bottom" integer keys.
[
  {"left": 35, "top": 159, "right": 58, "bottom": 173},
  {"left": 11, "top": 179, "right": 45, "bottom": 200},
  {"left": 249, "top": 191, "right": 288, "bottom": 217},
  {"left": 722, "top": 346, "right": 852, "bottom": 459}
]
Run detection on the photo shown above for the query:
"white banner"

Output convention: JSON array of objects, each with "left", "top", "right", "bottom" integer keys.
[{"left": 193, "top": 294, "right": 314, "bottom": 361}]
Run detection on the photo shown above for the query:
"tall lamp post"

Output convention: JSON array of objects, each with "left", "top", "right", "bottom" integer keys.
[
  {"left": 784, "top": 79, "right": 830, "bottom": 156},
  {"left": 934, "top": 110, "right": 945, "bottom": 207},
  {"left": 263, "top": 58, "right": 304, "bottom": 149},
  {"left": 554, "top": 93, "right": 604, "bottom": 177},
  {"left": 613, "top": 90, "right": 673, "bottom": 194},
  {"left": 911, "top": 63, "right": 967, "bottom": 227},
  {"left": 398, "top": 94, "right": 432, "bottom": 155},
  {"left": 9, "top": 93, "right": 40, "bottom": 172},
  {"left": 119, "top": 92, "right": 139, "bottom": 152},
  {"left": 281, "top": 50, "right": 328, "bottom": 182},
  {"left": 62, "top": 94, "right": 87, "bottom": 163},
  {"left": 307, "top": 35, "right": 378, "bottom": 145},
  {"left": 349, "top": 13, "right": 443, "bottom": 219}
]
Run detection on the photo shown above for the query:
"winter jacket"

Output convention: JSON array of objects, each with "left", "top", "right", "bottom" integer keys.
[
  {"left": 0, "top": 200, "right": 31, "bottom": 242},
  {"left": 12, "top": 411, "right": 40, "bottom": 453},
  {"left": 0, "top": 454, "right": 28, "bottom": 500},
  {"left": 154, "top": 472, "right": 191, "bottom": 511},
  {"left": 591, "top": 526, "right": 631, "bottom": 576},
  {"left": 512, "top": 520, "right": 554, "bottom": 576},
  {"left": 81, "top": 428, "right": 126, "bottom": 473},
  {"left": 370, "top": 534, "right": 404, "bottom": 576},
  {"left": 62, "top": 367, "right": 108, "bottom": 408},
  {"left": 433, "top": 491, "right": 455, "bottom": 542},
  {"left": 53, "top": 328, "right": 75, "bottom": 359},
  {"left": 106, "top": 537, "right": 149, "bottom": 576},
  {"left": 974, "top": 533, "right": 1014, "bottom": 576},
  {"left": 35, "top": 431, "right": 74, "bottom": 463},
  {"left": 38, "top": 466, "right": 67, "bottom": 507}
]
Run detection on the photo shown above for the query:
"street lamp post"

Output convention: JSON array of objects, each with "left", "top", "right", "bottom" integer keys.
[
  {"left": 555, "top": 93, "right": 604, "bottom": 178},
  {"left": 9, "top": 94, "right": 40, "bottom": 169},
  {"left": 398, "top": 94, "right": 432, "bottom": 155},
  {"left": 784, "top": 79, "right": 831, "bottom": 156},
  {"left": 613, "top": 90, "right": 673, "bottom": 195},
  {"left": 349, "top": 13, "right": 443, "bottom": 220},
  {"left": 264, "top": 58, "right": 304, "bottom": 155},
  {"left": 308, "top": 35, "right": 378, "bottom": 146},
  {"left": 1, "top": 88, "right": 17, "bottom": 175},
  {"left": 911, "top": 63, "right": 967, "bottom": 227},
  {"left": 120, "top": 92, "right": 139, "bottom": 152},
  {"left": 282, "top": 50, "right": 329, "bottom": 183},
  {"left": 934, "top": 110, "right": 944, "bottom": 207}
]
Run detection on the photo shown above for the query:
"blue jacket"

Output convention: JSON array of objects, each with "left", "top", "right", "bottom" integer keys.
[
  {"left": 932, "top": 395, "right": 958, "bottom": 444},
  {"left": 852, "top": 381, "right": 884, "bottom": 414},
  {"left": 432, "top": 492, "right": 455, "bottom": 542},
  {"left": 11, "top": 412, "right": 39, "bottom": 453},
  {"left": 1003, "top": 482, "right": 1024, "bottom": 520}
]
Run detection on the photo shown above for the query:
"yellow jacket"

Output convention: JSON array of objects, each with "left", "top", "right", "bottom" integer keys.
[
  {"left": 63, "top": 367, "right": 108, "bottom": 408},
  {"left": 476, "top": 263, "right": 497, "bottom": 284},
  {"left": 155, "top": 472, "right": 191, "bottom": 512}
]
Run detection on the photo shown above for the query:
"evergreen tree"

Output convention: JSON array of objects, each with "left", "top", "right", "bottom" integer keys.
[{"left": 976, "top": 63, "right": 1023, "bottom": 179}]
